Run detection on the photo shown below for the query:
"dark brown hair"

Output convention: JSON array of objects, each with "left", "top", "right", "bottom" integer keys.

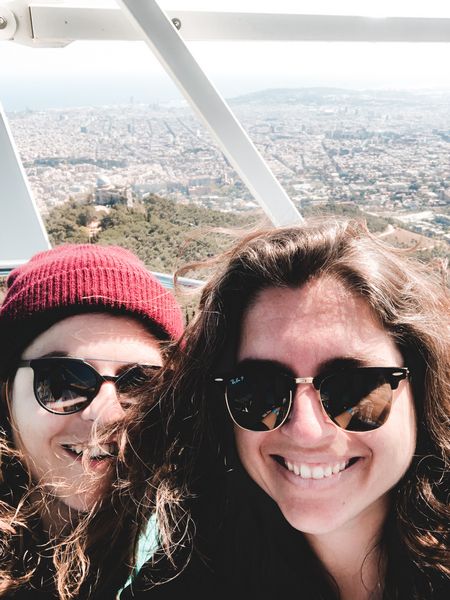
[{"left": 128, "top": 218, "right": 449, "bottom": 597}]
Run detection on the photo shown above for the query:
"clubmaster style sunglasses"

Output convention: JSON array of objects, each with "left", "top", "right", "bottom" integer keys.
[
  {"left": 17, "top": 357, "right": 161, "bottom": 415},
  {"left": 214, "top": 363, "right": 410, "bottom": 433}
]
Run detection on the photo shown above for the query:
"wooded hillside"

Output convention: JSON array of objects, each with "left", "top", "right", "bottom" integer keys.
[{"left": 43, "top": 194, "right": 414, "bottom": 274}]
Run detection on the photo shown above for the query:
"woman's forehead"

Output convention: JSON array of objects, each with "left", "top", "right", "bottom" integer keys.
[
  {"left": 245, "top": 278, "right": 360, "bottom": 321},
  {"left": 238, "top": 279, "right": 401, "bottom": 370},
  {"left": 23, "top": 313, "right": 161, "bottom": 361}
]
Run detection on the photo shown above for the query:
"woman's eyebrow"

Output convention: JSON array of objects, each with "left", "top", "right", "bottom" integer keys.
[
  {"left": 115, "top": 362, "right": 141, "bottom": 375},
  {"left": 236, "top": 356, "right": 369, "bottom": 374},
  {"left": 318, "top": 356, "right": 369, "bottom": 373},
  {"left": 39, "top": 351, "right": 69, "bottom": 358},
  {"left": 236, "top": 358, "right": 293, "bottom": 372}
]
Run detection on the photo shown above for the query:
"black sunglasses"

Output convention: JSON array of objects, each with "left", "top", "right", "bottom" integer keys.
[
  {"left": 214, "top": 364, "right": 409, "bottom": 433},
  {"left": 17, "top": 357, "right": 161, "bottom": 415}
]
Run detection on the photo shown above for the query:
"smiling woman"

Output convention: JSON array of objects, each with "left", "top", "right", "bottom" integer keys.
[
  {"left": 0, "top": 244, "right": 183, "bottom": 599},
  {"left": 234, "top": 279, "right": 417, "bottom": 543},
  {"left": 122, "top": 218, "right": 449, "bottom": 600}
]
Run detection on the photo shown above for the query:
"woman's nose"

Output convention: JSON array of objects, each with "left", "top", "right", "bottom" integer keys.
[
  {"left": 280, "top": 384, "right": 336, "bottom": 445},
  {"left": 80, "top": 382, "right": 126, "bottom": 424}
]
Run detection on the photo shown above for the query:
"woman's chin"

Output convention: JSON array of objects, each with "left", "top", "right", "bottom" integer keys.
[
  {"left": 60, "top": 494, "right": 99, "bottom": 513},
  {"left": 47, "top": 479, "right": 110, "bottom": 515}
]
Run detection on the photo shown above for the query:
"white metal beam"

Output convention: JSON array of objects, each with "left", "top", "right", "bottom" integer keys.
[
  {"left": 117, "top": 0, "right": 302, "bottom": 227},
  {"left": 0, "top": 103, "right": 51, "bottom": 269},
  {"left": 1, "top": 4, "right": 449, "bottom": 44},
  {"left": 0, "top": 1, "right": 68, "bottom": 47},
  {"left": 3, "top": 2, "right": 449, "bottom": 232}
]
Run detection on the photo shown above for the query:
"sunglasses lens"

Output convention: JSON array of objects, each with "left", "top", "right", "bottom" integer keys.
[
  {"left": 34, "top": 360, "right": 97, "bottom": 414},
  {"left": 225, "top": 368, "right": 292, "bottom": 431},
  {"left": 115, "top": 365, "right": 160, "bottom": 407},
  {"left": 321, "top": 369, "right": 393, "bottom": 431}
]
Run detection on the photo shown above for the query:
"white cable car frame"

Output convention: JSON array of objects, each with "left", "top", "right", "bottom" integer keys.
[{"left": 1, "top": 1, "right": 450, "bottom": 269}]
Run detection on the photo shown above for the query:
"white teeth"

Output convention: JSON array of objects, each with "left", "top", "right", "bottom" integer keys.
[
  {"left": 300, "top": 464, "right": 311, "bottom": 478},
  {"left": 63, "top": 444, "right": 83, "bottom": 456},
  {"left": 284, "top": 459, "right": 349, "bottom": 479},
  {"left": 312, "top": 466, "right": 324, "bottom": 479},
  {"left": 89, "top": 446, "right": 107, "bottom": 459},
  {"left": 88, "top": 443, "right": 117, "bottom": 458}
]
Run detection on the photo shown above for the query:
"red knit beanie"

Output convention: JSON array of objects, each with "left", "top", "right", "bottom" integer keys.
[{"left": 0, "top": 244, "right": 184, "bottom": 348}]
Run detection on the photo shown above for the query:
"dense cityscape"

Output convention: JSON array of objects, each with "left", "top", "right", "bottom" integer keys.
[{"left": 8, "top": 88, "right": 450, "bottom": 243}]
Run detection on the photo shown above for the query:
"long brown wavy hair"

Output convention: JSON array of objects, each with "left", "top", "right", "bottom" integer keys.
[
  {"left": 0, "top": 326, "right": 172, "bottom": 600},
  {"left": 0, "top": 385, "right": 142, "bottom": 599},
  {"left": 126, "top": 218, "right": 449, "bottom": 598}
]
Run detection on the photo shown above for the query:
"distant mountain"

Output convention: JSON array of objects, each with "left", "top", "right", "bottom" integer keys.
[
  {"left": 229, "top": 87, "right": 445, "bottom": 107},
  {"left": 230, "top": 87, "right": 357, "bottom": 105}
]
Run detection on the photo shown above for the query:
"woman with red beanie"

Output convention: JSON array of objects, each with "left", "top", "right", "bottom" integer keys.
[{"left": 0, "top": 244, "right": 183, "bottom": 599}]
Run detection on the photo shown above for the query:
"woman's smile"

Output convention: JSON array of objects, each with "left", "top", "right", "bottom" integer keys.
[
  {"left": 275, "top": 453, "right": 361, "bottom": 478},
  {"left": 271, "top": 453, "right": 365, "bottom": 492},
  {"left": 60, "top": 440, "right": 119, "bottom": 463}
]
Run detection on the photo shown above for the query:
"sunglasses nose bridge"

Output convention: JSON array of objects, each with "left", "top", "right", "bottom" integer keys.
[
  {"left": 291, "top": 377, "right": 322, "bottom": 408},
  {"left": 281, "top": 383, "right": 335, "bottom": 443},
  {"left": 80, "top": 376, "right": 125, "bottom": 423},
  {"left": 293, "top": 377, "right": 315, "bottom": 385},
  {"left": 87, "top": 373, "right": 119, "bottom": 404},
  {"left": 100, "top": 374, "right": 119, "bottom": 384},
  {"left": 291, "top": 377, "right": 319, "bottom": 403}
]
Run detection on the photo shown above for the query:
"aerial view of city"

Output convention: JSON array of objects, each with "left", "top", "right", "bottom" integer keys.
[
  {"left": 7, "top": 87, "right": 450, "bottom": 245},
  {"left": 1, "top": 7, "right": 450, "bottom": 598}
]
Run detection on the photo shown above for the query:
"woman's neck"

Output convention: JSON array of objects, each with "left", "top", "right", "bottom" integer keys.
[{"left": 304, "top": 500, "right": 388, "bottom": 600}]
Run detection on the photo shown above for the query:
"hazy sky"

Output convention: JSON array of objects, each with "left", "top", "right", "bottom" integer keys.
[{"left": 2, "top": 0, "right": 450, "bottom": 110}]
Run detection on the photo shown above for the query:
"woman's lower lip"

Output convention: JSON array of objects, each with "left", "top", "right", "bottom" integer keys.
[{"left": 87, "top": 457, "right": 112, "bottom": 471}]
